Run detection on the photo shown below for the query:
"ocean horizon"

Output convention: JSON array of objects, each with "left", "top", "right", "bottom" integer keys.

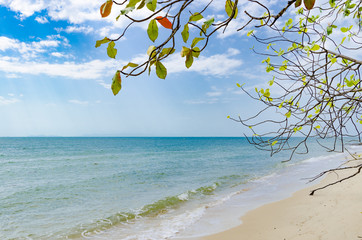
[{"left": 1, "top": 137, "right": 359, "bottom": 239}]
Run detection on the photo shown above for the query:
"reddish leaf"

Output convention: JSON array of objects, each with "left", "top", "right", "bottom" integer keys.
[
  {"left": 100, "top": 0, "right": 113, "bottom": 18},
  {"left": 304, "top": 0, "right": 315, "bottom": 10},
  {"left": 155, "top": 16, "right": 172, "bottom": 29}
]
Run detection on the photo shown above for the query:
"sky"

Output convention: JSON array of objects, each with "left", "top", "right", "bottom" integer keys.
[{"left": 0, "top": 0, "right": 280, "bottom": 137}]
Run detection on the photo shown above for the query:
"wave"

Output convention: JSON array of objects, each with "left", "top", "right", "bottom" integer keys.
[{"left": 66, "top": 176, "right": 249, "bottom": 239}]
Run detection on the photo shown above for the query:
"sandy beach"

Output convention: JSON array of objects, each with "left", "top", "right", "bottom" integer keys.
[{"left": 189, "top": 158, "right": 362, "bottom": 240}]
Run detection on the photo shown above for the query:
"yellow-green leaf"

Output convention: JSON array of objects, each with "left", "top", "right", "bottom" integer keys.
[
  {"left": 159, "top": 47, "right": 175, "bottom": 59},
  {"left": 192, "top": 47, "right": 200, "bottom": 58},
  {"left": 107, "top": 41, "right": 117, "bottom": 59},
  {"left": 247, "top": 30, "right": 254, "bottom": 37},
  {"left": 189, "top": 12, "right": 203, "bottom": 22},
  {"left": 311, "top": 44, "right": 320, "bottom": 51},
  {"left": 279, "top": 65, "right": 287, "bottom": 71},
  {"left": 146, "top": 0, "right": 157, "bottom": 11},
  {"left": 111, "top": 70, "right": 122, "bottom": 95},
  {"left": 95, "top": 37, "right": 110, "bottom": 48},
  {"left": 191, "top": 37, "right": 204, "bottom": 48},
  {"left": 285, "top": 111, "right": 291, "bottom": 118},
  {"left": 271, "top": 140, "right": 278, "bottom": 146},
  {"left": 126, "top": 0, "right": 142, "bottom": 8},
  {"left": 225, "top": 0, "right": 238, "bottom": 19},
  {"left": 147, "top": 19, "right": 158, "bottom": 42},
  {"left": 181, "top": 46, "right": 190, "bottom": 57},
  {"left": 181, "top": 24, "right": 189, "bottom": 43},
  {"left": 122, "top": 62, "right": 139, "bottom": 71},
  {"left": 155, "top": 61, "right": 167, "bottom": 79},
  {"left": 185, "top": 54, "right": 194, "bottom": 68}
]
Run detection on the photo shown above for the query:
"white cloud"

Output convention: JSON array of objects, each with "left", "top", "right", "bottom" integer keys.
[
  {"left": 56, "top": 25, "right": 94, "bottom": 34},
  {"left": 0, "top": 36, "right": 18, "bottom": 51},
  {"left": 0, "top": 96, "right": 20, "bottom": 106},
  {"left": 164, "top": 47, "right": 243, "bottom": 76},
  {"left": 35, "top": 16, "right": 48, "bottom": 23},
  {"left": 0, "top": 57, "right": 119, "bottom": 80},
  {"left": 0, "top": 35, "right": 68, "bottom": 58},
  {"left": 0, "top": 0, "right": 98, "bottom": 22},
  {"left": 6, "top": 0, "right": 45, "bottom": 18},
  {"left": 68, "top": 99, "right": 89, "bottom": 105},
  {"left": 51, "top": 52, "right": 65, "bottom": 58}
]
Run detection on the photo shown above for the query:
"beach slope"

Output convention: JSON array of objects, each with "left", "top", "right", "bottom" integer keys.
[{"left": 198, "top": 161, "right": 362, "bottom": 240}]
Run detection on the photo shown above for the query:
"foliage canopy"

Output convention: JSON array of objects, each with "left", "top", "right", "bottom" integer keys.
[{"left": 96, "top": 0, "right": 362, "bottom": 163}]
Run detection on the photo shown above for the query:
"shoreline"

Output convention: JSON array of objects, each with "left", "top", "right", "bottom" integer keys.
[{"left": 184, "top": 157, "right": 362, "bottom": 240}]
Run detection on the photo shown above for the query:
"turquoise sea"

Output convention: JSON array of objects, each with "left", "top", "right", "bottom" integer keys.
[{"left": 1, "top": 137, "right": 360, "bottom": 240}]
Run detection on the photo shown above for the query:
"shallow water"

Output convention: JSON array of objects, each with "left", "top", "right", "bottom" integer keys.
[{"left": 0, "top": 137, "right": 359, "bottom": 239}]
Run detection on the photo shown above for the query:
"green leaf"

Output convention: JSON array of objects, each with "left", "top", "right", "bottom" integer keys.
[
  {"left": 111, "top": 71, "right": 122, "bottom": 96},
  {"left": 225, "top": 0, "right": 238, "bottom": 19},
  {"left": 181, "top": 24, "right": 189, "bottom": 43},
  {"left": 159, "top": 47, "right": 175, "bottom": 58},
  {"left": 95, "top": 37, "right": 110, "bottom": 48},
  {"left": 185, "top": 54, "right": 194, "bottom": 68},
  {"left": 285, "top": 111, "right": 291, "bottom": 118},
  {"left": 181, "top": 46, "right": 194, "bottom": 68},
  {"left": 331, "top": 58, "right": 337, "bottom": 64},
  {"left": 147, "top": 19, "right": 158, "bottom": 42},
  {"left": 303, "top": 0, "right": 315, "bottom": 10},
  {"left": 247, "top": 30, "right": 254, "bottom": 37},
  {"left": 122, "top": 62, "right": 139, "bottom": 71},
  {"left": 192, "top": 47, "right": 200, "bottom": 58},
  {"left": 181, "top": 46, "right": 191, "bottom": 57},
  {"left": 271, "top": 140, "right": 278, "bottom": 146},
  {"left": 189, "top": 12, "right": 203, "bottom": 22},
  {"left": 279, "top": 65, "right": 287, "bottom": 71},
  {"left": 204, "top": 17, "right": 214, "bottom": 26},
  {"left": 342, "top": 58, "right": 349, "bottom": 65},
  {"left": 191, "top": 37, "right": 204, "bottom": 48},
  {"left": 236, "top": 83, "right": 241, "bottom": 87},
  {"left": 107, "top": 41, "right": 117, "bottom": 59},
  {"left": 327, "top": 26, "right": 333, "bottom": 35},
  {"left": 311, "top": 44, "right": 320, "bottom": 51},
  {"left": 126, "top": 0, "right": 142, "bottom": 8},
  {"left": 155, "top": 61, "right": 167, "bottom": 79},
  {"left": 266, "top": 65, "right": 274, "bottom": 72},
  {"left": 200, "top": 18, "right": 214, "bottom": 35},
  {"left": 341, "top": 27, "right": 349, "bottom": 32},
  {"left": 146, "top": 0, "right": 156, "bottom": 12}
]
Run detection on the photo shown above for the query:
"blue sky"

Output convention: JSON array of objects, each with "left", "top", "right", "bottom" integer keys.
[{"left": 0, "top": 0, "right": 278, "bottom": 137}]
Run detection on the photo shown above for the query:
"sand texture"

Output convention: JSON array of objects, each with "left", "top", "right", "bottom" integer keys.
[{"left": 197, "top": 160, "right": 362, "bottom": 240}]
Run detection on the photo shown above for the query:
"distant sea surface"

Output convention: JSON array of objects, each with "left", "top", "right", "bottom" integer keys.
[{"left": 1, "top": 137, "right": 360, "bottom": 239}]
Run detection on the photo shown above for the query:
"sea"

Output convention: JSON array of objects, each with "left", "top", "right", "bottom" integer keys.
[{"left": 1, "top": 137, "right": 361, "bottom": 240}]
